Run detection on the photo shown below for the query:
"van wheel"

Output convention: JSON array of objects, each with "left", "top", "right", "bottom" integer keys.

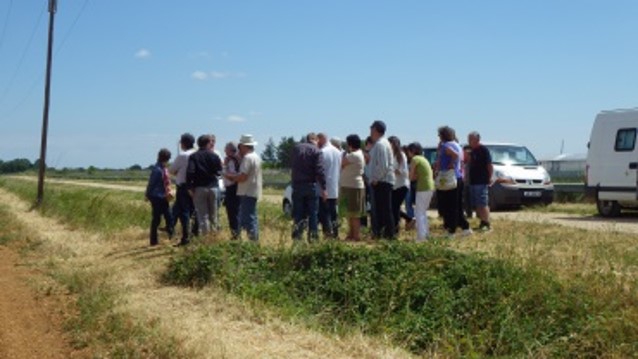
[
  {"left": 488, "top": 192, "right": 498, "bottom": 211},
  {"left": 597, "top": 199, "right": 621, "bottom": 217}
]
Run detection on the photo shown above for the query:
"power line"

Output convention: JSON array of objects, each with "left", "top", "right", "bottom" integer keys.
[
  {"left": 0, "top": 0, "right": 90, "bottom": 122},
  {"left": 0, "top": 4, "right": 46, "bottom": 108},
  {"left": 0, "top": 0, "right": 14, "bottom": 57},
  {"left": 54, "top": 0, "right": 90, "bottom": 56}
]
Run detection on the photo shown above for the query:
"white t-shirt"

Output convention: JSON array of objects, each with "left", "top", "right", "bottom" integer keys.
[
  {"left": 369, "top": 137, "right": 396, "bottom": 185},
  {"left": 223, "top": 155, "right": 240, "bottom": 188},
  {"left": 393, "top": 151, "right": 410, "bottom": 189},
  {"left": 340, "top": 149, "right": 365, "bottom": 189},
  {"left": 237, "top": 152, "right": 262, "bottom": 199},
  {"left": 169, "top": 148, "right": 196, "bottom": 185},
  {"left": 321, "top": 142, "right": 342, "bottom": 199}
]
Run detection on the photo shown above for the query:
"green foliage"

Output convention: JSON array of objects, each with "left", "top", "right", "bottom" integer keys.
[
  {"left": 261, "top": 137, "right": 278, "bottom": 165},
  {"left": 0, "top": 158, "right": 35, "bottom": 173},
  {"left": 276, "top": 136, "right": 297, "bottom": 168},
  {"left": 163, "top": 241, "right": 638, "bottom": 357}
]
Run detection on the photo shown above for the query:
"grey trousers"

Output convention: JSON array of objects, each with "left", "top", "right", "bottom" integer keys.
[{"left": 193, "top": 186, "right": 219, "bottom": 235}]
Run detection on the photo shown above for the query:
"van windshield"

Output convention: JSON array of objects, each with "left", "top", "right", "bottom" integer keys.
[
  {"left": 486, "top": 145, "right": 538, "bottom": 166},
  {"left": 422, "top": 148, "right": 438, "bottom": 165}
]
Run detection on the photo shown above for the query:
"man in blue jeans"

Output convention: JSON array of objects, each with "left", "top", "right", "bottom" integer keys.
[
  {"left": 226, "top": 134, "right": 262, "bottom": 242},
  {"left": 468, "top": 131, "right": 493, "bottom": 231},
  {"left": 291, "top": 133, "right": 327, "bottom": 242}
]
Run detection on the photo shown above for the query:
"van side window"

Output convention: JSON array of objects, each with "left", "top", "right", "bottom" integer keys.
[{"left": 615, "top": 128, "right": 636, "bottom": 152}]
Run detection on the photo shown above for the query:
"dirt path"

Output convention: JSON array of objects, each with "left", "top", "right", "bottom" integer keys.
[
  {"left": 0, "top": 246, "right": 72, "bottom": 359},
  {"left": 489, "top": 211, "right": 638, "bottom": 234},
  {"left": 0, "top": 187, "right": 411, "bottom": 358},
  {"left": 7, "top": 175, "right": 146, "bottom": 193}
]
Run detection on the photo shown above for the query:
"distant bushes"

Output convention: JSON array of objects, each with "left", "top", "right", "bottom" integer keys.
[
  {"left": 0, "top": 158, "right": 36, "bottom": 173},
  {"left": 163, "top": 241, "right": 638, "bottom": 357}
]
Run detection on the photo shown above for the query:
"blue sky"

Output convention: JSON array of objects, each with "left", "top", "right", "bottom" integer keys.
[{"left": 1, "top": 0, "right": 637, "bottom": 168}]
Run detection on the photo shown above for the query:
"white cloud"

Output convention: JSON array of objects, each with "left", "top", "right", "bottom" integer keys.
[
  {"left": 191, "top": 71, "right": 208, "bottom": 80},
  {"left": 191, "top": 70, "right": 246, "bottom": 81},
  {"left": 210, "top": 71, "right": 229, "bottom": 79},
  {"left": 134, "top": 48, "right": 151, "bottom": 59},
  {"left": 227, "top": 115, "right": 246, "bottom": 123}
]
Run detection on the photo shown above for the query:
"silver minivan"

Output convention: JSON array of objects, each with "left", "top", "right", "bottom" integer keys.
[{"left": 425, "top": 143, "right": 554, "bottom": 210}]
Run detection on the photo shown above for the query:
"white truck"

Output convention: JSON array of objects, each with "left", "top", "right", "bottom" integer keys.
[{"left": 586, "top": 108, "right": 638, "bottom": 217}]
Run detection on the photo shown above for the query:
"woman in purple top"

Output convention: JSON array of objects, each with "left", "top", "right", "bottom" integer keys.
[{"left": 436, "top": 126, "right": 471, "bottom": 237}]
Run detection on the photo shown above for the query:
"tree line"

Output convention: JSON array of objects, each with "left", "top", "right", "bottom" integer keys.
[
  {"left": 0, "top": 158, "right": 39, "bottom": 174},
  {"left": 2, "top": 135, "right": 301, "bottom": 173},
  {"left": 260, "top": 136, "right": 300, "bottom": 168}
]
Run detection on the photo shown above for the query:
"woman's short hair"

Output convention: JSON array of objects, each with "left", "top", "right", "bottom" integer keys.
[
  {"left": 346, "top": 134, "right": 361, "bottom": 150},
  {"left": 407, "top": 142, "right": 423, "bottom": 156},
  {"left": 225, "top": 141, "right": 238, "bottom": 154},
  {"left": 157, "top": 148, "right": 171, "bottom": 163},
  {"left": 438, "top": 126, "right": 456, "bottom": 142}
]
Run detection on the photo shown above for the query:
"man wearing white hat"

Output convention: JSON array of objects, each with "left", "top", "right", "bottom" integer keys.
[{"left": 226, "top": 134, "right": 262, "bottom": 242}]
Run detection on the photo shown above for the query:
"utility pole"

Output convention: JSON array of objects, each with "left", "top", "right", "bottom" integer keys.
[{"left": 37, "top": 0, "right": 57, "bottom": 205}]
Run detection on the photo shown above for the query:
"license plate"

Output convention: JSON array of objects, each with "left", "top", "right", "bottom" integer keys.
[{"left": 523, "top": 191, "right": 542, "bottom": 198}]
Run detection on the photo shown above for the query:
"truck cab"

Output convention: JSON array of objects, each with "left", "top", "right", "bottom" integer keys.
[{"left": 586, "top": 108, "right": 638, "bottom": 217}]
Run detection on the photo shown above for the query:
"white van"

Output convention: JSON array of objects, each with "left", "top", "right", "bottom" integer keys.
[
  {"left": 586, "top": 108, "right": 638, "bottom": 217},
  {"left": 424, "top": 143, "right": 554, "bottom": 210},
  {"left": 484, "top": 143, "right": 554, "bottom": 209}
]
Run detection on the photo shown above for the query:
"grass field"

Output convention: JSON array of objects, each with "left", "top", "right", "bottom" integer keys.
[{"left": 0, "top": 175, "right": 636, "bottom": 358}]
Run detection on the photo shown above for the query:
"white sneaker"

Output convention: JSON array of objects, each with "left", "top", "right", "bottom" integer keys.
[{"left": 461, "top": 229, "right": 473, "bottom": 237}]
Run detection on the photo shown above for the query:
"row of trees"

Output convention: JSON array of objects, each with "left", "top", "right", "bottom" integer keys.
[
  {"left": 2, "top": 136, "right": 302, "bottom": 173},
  {"left": 260, "top": 136, "right": 298, "bottom": 168},
  {"left": 0, "top": 158, "right": 39, "bottom": 174}
]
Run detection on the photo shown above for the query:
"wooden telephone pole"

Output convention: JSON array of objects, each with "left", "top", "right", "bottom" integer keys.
[{"left": 36, "top": 0, "right": 57, "bottom": 205}]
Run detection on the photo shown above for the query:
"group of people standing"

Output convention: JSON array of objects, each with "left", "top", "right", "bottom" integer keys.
[
  {"left": 289, "top": 120, "right": 494, "bottom": 243},
  {"left": 145, "top": 121, "right": 494, "bottom": 246},
  {"left": 145, "top": 133, "right": 262, "bottom": 246}
]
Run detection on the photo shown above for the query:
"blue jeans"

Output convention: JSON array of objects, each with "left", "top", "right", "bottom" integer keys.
[
  {"left": 224, "top": 184, "right": 240, "bottom": 239},
  {"left": 150, "top": 197, "right": 173, "bottom": 245},
  {"left": 292, "top": 182, "right": 319, "bottom": 241},
  {"left": 318, "top": 198, "right": 338, "bottom": 238},
  {"left": 238, "top": 195, "right": 259, "bottom": 241}
]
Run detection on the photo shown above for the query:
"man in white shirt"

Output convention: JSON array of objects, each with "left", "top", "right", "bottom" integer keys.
[
  {"left": 169, "top": 133, "right": 196, "bottom": 246},
  {"left": 226, "top": 134, "right": 262, "bottom": 242},
  {"left": 368, "top": 120, "right": 396, "bottom": 239},
  {"left": 317, "top": 133, "right": 342, "bottom": 238}
]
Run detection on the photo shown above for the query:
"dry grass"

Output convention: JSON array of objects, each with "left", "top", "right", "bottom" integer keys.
[
  {"left": 3, "top": 177, "right": 637, "bottom": 357},
  {"left": 446, "top": 217, "right": 638, "bottom": 286},
  {"left": 0, "top": 187, "right": 413, "bottom": 358}
]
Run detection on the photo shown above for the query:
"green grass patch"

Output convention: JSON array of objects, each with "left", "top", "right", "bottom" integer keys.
[
  {"left": 0, "top": 177, "right": 148, "bottom": 233},
  {"left": 163, "top": 241, "right": 638, "bottom": 357}
]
